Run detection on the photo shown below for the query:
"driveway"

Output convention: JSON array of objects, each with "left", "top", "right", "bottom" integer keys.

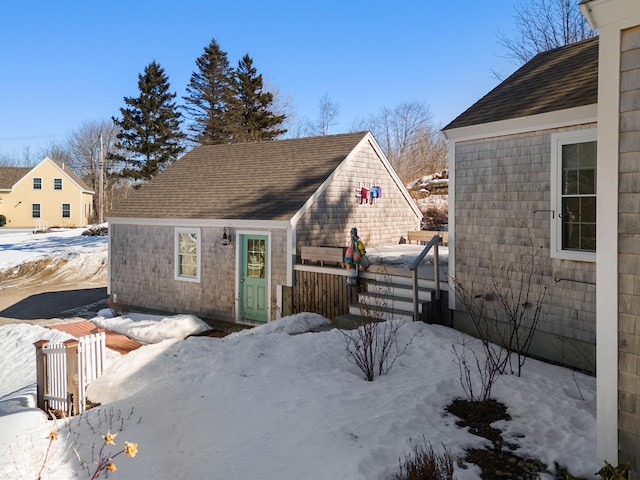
[{"left": 0, "top": 277, "right": 107, "bottom": 326}]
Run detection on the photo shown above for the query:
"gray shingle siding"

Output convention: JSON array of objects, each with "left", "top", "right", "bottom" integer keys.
[
  {"left": 454, "top": 126, "right": 597, "bottom": 369},
  {"left": 110, "top": 224, "right": 288, "bottom": 322},
  {"left": 618, "top": 24, "right": 640, "bottom": 471},
  {"left": 295, "top": 139, "right": 420, "bottom": 249},
  {"left": 108, "top": 132, "right": 421, "bottom": 325}
]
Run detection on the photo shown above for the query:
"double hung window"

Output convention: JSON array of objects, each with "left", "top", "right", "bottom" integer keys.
[
  {"left": 551, "top": 129, "right": 597, "bottom": 261},
  {"left": 175, "top": 227, "right": 201, "bottom": 282}
]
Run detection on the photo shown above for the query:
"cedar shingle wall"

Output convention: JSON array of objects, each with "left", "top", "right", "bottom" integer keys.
[
  {"left": 454, "top": 126, "right": 596, "bottom": 368},
  {"left": 296, "top": 139, "right": 420, "bottom": 249},
  {"left": 110, "top": 224, "right": 288, "bottom": 322},
  {"left": 618, "top": 25, "right": 640, "bottom": 472}
]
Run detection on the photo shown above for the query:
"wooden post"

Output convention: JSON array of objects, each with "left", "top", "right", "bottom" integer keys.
[
  {"left": 34, "top": 340, "right": 50, "bottom": 412},
  {"left": 64, "top": 339, "right": 80, "bottom": 416}
]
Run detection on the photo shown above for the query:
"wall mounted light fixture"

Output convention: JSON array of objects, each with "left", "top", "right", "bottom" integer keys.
[{"left": 222, "top": 227, "right": 230, "bottom": 246}]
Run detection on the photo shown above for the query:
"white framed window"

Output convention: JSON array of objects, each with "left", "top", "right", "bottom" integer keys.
[
  {"left": 550, "top": 128, "right": 597, "bottom": 261},
  {"left": 175, "top": 227, "right": 201, "bottom": 282},
  {"left": 32, "top": 203, "right": 41, "bottom": 218},
  {"left": 62, "top": 203, "right": 71, "bottom": 218},
  {"left": 54, "top": 178, "right": 63, "bottom": 190},
  {"left": 33, "top": 178, "right": 42, "bottom": 190}
]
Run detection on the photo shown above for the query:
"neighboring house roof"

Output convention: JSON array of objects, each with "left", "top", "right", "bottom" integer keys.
[
  {"left": 108, "top": 132, "right": 378, "bottom": 221},
  {"left": 444, "top": 37, "right": 599, "bottom": 130},
  {"left": 49, "top": 158, "right": 94, "bottom": 193},
  {"left": 0, "top": 159, "right": 94, "bottom": 193},
  {"left": 0, "top": 166, "right": 30, "bottom": 190}
]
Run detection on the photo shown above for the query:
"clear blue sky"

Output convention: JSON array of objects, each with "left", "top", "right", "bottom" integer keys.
[{"left": 0, "top": 1, "right": 517, "bottom": 159}]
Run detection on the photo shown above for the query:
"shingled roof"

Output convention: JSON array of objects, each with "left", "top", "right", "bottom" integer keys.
[
  {"left": 444, "top": 37, "right": 598, "bottom": 131},
  {"left": 0, "top": 166, "right": 30, "bottom": 190},
  {"left": 108, "top": 131, "right": 370, "bottom": 221}
]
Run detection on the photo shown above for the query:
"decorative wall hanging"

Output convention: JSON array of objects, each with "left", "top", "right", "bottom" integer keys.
[{"left": 355, "top": 181, "right": 381, "bottom": 205}]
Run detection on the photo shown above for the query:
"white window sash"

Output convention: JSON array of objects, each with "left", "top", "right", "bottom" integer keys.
[
  {"left": 174, "top": 227, "right": 201, "bottom": 282},
  {"left": 550, "top": 128, "right": 597, "bottom": 262}
]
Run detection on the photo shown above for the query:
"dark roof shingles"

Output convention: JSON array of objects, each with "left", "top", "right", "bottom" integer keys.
[
  {"left": 0, "top": 160, "right": 93, "bottom": 192},
  {"left": 0, "top": 167, "right": 30, "bottom": 190},
  {"left": 108, "top": 132, "right": 369, "bottom": 221},
  {"left": 444, "top": 37, "right": 599, "bottom": 130}
]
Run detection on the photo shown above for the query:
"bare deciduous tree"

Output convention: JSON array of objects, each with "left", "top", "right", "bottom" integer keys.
[
  {"left": 67, "top": 119, "right": 128, "bottom": 218},
  {"left": 316, "top": 93, "right": 339, "bottom": 136},
  {"left": 287, "top": 93, "right": 340, "bottom": 138},
  {"left": 38, "top": 141, "right": 73, "bottom": 165},
  {"left": 353, "top": 100, "right": 447, "bottom": 183},
  {"left": 498, "top": 0, "right": 597, "bottom": 66}
]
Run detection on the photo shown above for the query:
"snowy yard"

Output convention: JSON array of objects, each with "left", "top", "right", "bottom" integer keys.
[{"left": 0, "top": 228, "right": 598, "bottom": 479}]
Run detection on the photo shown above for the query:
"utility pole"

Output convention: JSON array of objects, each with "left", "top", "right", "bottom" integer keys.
[{"left": 99, "top": 134, "right": 104, "bottom": 224}]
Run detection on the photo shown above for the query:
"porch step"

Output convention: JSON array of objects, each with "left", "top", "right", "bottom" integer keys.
[
  {"left": 363, "top": 279, "right": 434, "bottom": 302},
  {"left": 352, "top": 291, "right": 429, "bottom": 316},
  {"left": 349, "top": 268, "right": 450, "bottom": 324},
  {"left": 348, "top": 302, "right": 417, "bottom": 322},
  {"left": 360, "top": 268, "right": 447, "bottom": 291}
]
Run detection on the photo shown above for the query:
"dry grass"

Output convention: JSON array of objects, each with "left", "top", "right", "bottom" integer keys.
[{"left": 394, "top": 438, "right": 456, "bottom": 480}]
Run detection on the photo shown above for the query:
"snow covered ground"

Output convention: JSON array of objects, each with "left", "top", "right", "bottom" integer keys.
[{"left": 0, "top": 228, "right": 599, "bottom": 479}]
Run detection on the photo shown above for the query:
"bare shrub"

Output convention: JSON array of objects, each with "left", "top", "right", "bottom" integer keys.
[
  {"left": 454, "top": 245, "right": 545, "bottom": 379},
  {"left": 451, "top": 240, "right": 545, "bottom": 400},
  {"left": 451, "top": 340, "right": 501, "bottom": 402},
  {"left": 394, "top": 438, "right": 456, "bottom": 480},
  {"left": 342, "top": 318, "right": 409, "bottom": 381},
  {"left": 341, "top": 264, "right": 412, "bottom": 381},
  {"left": 489, "top": 247, "right": 546, "bottom": 376}
]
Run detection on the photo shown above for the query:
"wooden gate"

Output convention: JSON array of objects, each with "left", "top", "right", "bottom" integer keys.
[
  {"left": 34, "top": 332, "right": 106, "bottom": 415},
  {"left": 293, "top": 267, "right": 354, "bottom": 319}
]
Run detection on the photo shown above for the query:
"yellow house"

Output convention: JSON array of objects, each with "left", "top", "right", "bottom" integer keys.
[{"left": 0, "top": 157, "right": 94, "bottom": 228}]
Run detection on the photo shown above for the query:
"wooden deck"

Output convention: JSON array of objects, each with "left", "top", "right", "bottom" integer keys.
[{"left": 48, "top": 320, "right": 142, "bottom": 355}]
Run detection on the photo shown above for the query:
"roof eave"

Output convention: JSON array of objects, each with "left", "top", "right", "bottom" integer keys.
[
  {"left": 106, "top": 217, "right": 292, "bottom": 228},
  {"left": 443, "top": 104, "right": 598, "bottom": 142}
]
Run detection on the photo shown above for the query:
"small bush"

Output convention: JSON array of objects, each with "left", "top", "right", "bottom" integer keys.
[
  {"left": 341, "top": 318, "right": 408, "bottom": 381},
  {"left": 394, "top": 438, "right": 456, "bottom": 480},
  {"left": 341, "top": 263, "right": 413, "bottom": 381}
]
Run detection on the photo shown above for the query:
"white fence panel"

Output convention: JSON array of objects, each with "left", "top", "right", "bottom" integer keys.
[
  {"left": 77, "top": 332, "right": 106, "bottom": 411},
  {"left": 39, "top": 332, "right": 106, "bottom": 415},
  {"left": 42, "top": 342, "right": 68, "bottom": 412}
]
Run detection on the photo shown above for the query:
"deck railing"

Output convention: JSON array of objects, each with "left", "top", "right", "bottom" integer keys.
[{"left": 408, "top": 235, "right": 442, "bottom": 321}]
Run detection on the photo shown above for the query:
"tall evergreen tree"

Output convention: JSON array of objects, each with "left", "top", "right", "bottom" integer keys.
[
  {"left": 183, "top": 38, "right": 237, "bottom": 145},
  {"left": 234, "top": 54, "right": 287, "bottom": 142},
  {"left": 111, "top": 61, "right": 185, "bottom": 183}
]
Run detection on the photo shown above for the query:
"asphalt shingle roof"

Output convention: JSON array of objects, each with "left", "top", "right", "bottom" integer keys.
[
  {"left": 0, "top": 160, "right": 92, "bottom": 192},
  {"left": 0, "top": 167, "right": 30, "bottom": 190},
  {"left": 444, "top": 37, "right": 599, "bottom": 131},
  {"left": 108, "top": 131, "right": 370, "bottom": 221}
]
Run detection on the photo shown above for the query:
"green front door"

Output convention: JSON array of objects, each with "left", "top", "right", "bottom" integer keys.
[{"left": 241, "top": 234, "right": 268, "bottom": 322}]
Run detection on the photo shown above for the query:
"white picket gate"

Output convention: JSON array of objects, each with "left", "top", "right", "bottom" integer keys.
[{"left": 34, "top": 332, "right": 106, "bottom": 415}]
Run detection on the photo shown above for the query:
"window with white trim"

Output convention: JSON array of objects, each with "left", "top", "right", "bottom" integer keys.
[
  {"left": 33, "top": 178, "right": 42, "bottom": 190},
  {"left": 175, "top": 227, "right": 201, "bottom": 282},
  {"left": 62, "top": 203, "right": 71, "bottom": 218},
  {"left": 54, "top": 178, "right": 63, "bottom": 190},
  {"left": 32, "top": 203, "right": 41, "bottom": 218},
  {"left": 550, "top": 129, "right": 597, "bottom": 261}
]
